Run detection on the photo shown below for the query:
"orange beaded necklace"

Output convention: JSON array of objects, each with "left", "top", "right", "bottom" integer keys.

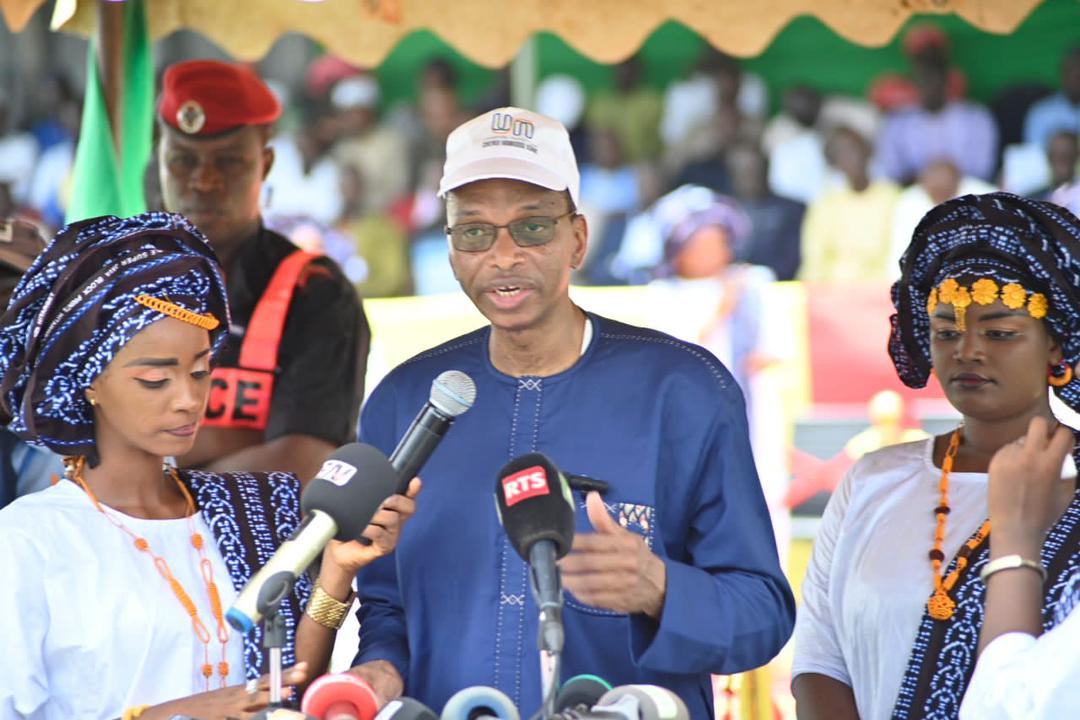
[
  {"left": 927, "top": 428, "right": 992, "bottom": 621},
  {"left": 68, "top": 456, "right": 231, "bottom": 689}
]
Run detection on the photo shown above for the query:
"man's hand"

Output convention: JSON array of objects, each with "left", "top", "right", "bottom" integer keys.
[
  {"left": 987, "top": 416, "right": 1075, "bottom": 556},
  {"left": 349, "top": 660, "right": 404, "bottom": 708},
  {"left": 560, "top": 491, "right": 667, "bottom": 619}
]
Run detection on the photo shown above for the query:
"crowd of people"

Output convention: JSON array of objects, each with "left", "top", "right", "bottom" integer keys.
[
  {"left": 2, "top": 28, "right": 1079, "bottom": 299},
  {"left": 0, "top": 18, "right": 1078, "bottom": 720}
]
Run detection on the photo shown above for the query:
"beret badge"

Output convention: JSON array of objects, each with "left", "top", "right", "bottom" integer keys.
[{"left": 177, "top": 100, "right": 206, "bottom": 135}]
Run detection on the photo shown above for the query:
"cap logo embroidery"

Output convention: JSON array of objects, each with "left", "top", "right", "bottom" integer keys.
[
  {"left": 177, "top": 100, "right": 206, "bottom": 134},
  {"left": 490, "top": 112, "right": 535, "bottom": 139}
]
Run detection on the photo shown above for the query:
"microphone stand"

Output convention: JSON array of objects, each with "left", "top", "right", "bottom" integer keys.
[
  {"left": 254, "top": 571, "right": 297, "bottom": 717},
  {"left": 529, "top": 545, "right": 564, "bottom": 720}
]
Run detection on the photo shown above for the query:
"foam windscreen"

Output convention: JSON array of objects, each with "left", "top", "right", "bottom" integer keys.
[
  {"left": 301, "top": 443, "right": 397, "bottom": 541},
  {"left": 494, "top": 452, "right": 575, "bottom": 559}
]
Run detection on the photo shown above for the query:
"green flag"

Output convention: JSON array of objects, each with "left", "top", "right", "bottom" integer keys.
[{"left": 66, "top": 0, "right": 152, "bottom": 223}]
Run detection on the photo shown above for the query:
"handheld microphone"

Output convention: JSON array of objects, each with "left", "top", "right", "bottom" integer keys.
[
  {"left": 494, "top": 453, "right": 576, "bottom": 655},
  {"left": 555, "top": 675, "right": 612, "bottom": 714},
  {"left": 588, "top": 686, "right": 690, "bottom": 720},
  {"left": 374, "top": 697, "right": 438, "bottom": 720},
  {"left": 226, "top": 443, "right": 398, "bottom": 633},
  {"left": 389, "top": 370, "right": 476, "bottom": 493},
  {"left": 440, "top": 686, "right": 519, "bottom": 720},
  {"left": 301, "top": 673, "right": 379, "bottom": 720}
]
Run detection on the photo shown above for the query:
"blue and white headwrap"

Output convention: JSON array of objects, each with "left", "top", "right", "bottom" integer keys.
[
  {"left": 0, "top": 212, "right": 230, "bottom": 464},
  {"left": 889, "top": 192, "right": 1080, "bottom": 412}
]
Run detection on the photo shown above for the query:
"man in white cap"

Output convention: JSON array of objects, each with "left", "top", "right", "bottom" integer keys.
[
  {"left": 349, "top": 107, "right": 793, "bottom": 718},
  {"left": 330, "top": 73, "right": 410, "bottom": 214}
]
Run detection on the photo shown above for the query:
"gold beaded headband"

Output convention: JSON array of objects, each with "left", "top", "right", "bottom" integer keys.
[
  {"left": 135, "top": 294, "right": 220, "bottom": 331},
  {"left": 926, "top": 277, "right": 1048, "bottom": 331}
]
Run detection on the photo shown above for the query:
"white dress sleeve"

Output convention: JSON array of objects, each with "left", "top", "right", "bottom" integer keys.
[
  {"left": 0, "top": 525, "right": 50, "bottom": 718},
  {"left": 791, "top": 464, "right": 857, "bottom": 687},
  {"left": 959, "top": 607, "right": 1080, "bottom": 720}
]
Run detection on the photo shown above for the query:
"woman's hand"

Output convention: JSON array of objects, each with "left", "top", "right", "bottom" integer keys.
[
  {"left": 987, "top": 417, "right": 1075, "bottom": 554},
  {"left": 318, "top": 478, "right": 422, "bottom": 595},
  {"left": 142, "top": 663, "right": 308, "bottom": 720}
]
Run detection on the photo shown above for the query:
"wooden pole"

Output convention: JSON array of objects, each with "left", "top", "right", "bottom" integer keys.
[{"left": 97, "top": 0, "right": 125, "bottom": 153}]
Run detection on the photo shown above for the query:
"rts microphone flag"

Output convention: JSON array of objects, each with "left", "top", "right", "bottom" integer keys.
[{"left": 494, "top": 453, "right": 575, "bottom": 561}]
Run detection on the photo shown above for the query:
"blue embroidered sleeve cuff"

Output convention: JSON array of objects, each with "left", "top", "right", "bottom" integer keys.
[{"left": 629, "top": 557, "right": 793, "bottom": 675}]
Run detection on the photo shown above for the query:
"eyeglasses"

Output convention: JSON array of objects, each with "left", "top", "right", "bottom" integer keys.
[{"left": 445, "top": 210, "right": 576, "bottom": 252}]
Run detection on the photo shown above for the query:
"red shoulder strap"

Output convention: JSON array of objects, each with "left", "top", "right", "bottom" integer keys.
[{"left": 237, "top": 250, "right": 321, "bottom": 371}]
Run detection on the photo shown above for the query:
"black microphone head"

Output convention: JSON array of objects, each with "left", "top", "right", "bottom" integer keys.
[
  {"left": 494, "top": 452, "right": 575, "bottom": 560},
  {"left": 301, "top": 442, "right": 397, "bottom": 541},
  {"left": 430, "top": 370, "right": 476, "bottom": 417},
  {"left": 555, "top": 674, "right": 612, "bottom": 712}
]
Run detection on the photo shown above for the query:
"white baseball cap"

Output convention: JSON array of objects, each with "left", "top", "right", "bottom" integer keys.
[
  {"left": 438, "top": 106, "right": 580, "bottom": 208},
  {"left": 331, "top": 75, "right": 380, "bottom": 110}
]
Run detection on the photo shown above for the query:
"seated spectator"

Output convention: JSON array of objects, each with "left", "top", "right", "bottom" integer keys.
[
  {"left": 27, "top": 131, "right": 76, "bottom": 233},
  {"left": 867, "top": 23, "right": 968, "bottom": 114},
  {"left": 764, "top": 85, "right": 830, "bottom": 204},
  {"left": 609, "top": 184, "right": 714, "bottom": 284},
  {"left": 586, "top": 56, "right": 663, "bottom": 164},
  {"left": 669, "top": 103, "right": 741, "bottom": 195},
  {"left": 0, "top": 93, "right": 38, "bottom": 208},
  {"left": 1031, "top": 129, "right": 1078, "bottom": 199},
  {"left": 535, "top": 74, "right": 589, "bottom": 164},
  {"left": 1023, "top": 45, "right": 1080, "bottom": 150},
  {"left": 726, "top": 142, "right": 805, "bottom": 281},
  {"left": 577, "top": 127, "right": 640, "bottom": 283},
  {"left": 266, "top": 110, "right": 343, "bottom": 225},
  {"left": 876, "top": 55, "right": 998, "bottom": 184},
  {"left": 330, "top": 73, "right": 410, "bottom": 213},
  {"left": 580, "top": 128, "right": 641, "bottom": 219},
  {"left": 0, "top": 217, "right": 63, "bottom": 509},
  {"left": 336, "top": 165, "right": 411, "bottom": 298},
  {"left": 800, "top": 127, "right": 900, "bottom": 282},
  {"left": 661, "top": 49, "right": 766, "bottom": 172},
  {"left": 887, "top": 159, "right": 996, "bottom": 277}
]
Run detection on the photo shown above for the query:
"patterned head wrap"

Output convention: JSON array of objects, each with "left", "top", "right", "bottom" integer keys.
[
  {"left": 889, "top": 192, "right": 1080, "bottom": 411},
  {"left": 0, "top": 212, "right": 230, "bottom": 464},
  {"left": 657, "top": 189, "right": 752, "bottom": 277}
]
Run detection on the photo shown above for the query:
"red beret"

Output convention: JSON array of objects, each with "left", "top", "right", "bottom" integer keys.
[{"left": 159, "top": 60, "right": 281, "bottom": 136}]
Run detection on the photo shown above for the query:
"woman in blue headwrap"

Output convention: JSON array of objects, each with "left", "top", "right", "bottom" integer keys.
[
  {"left": 791, "top": 192, "right": 1080, "bottom": 720},
  {"left": 0, "top": 213, "right": 418, "bottom": 720}
]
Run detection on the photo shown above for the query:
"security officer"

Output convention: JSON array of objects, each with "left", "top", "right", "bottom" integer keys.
[{"left": 157, "top": 60, "right": 369, "bottom": 480}]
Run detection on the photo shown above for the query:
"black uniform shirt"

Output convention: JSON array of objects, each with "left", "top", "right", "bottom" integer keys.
[{"left": 216, "top": 225, "right": 369, "bottom": 445}]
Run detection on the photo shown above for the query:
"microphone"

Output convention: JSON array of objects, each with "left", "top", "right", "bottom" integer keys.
[
  {"left": 555, "top": 675, "right": 612, "bottom": 714},
  {"left": 226, "top": 443, "right": 398, "bottom": 633},
  {"left": 440, "top": 686, "right": 519, "bottom": 720},
  {"left": 586, "top": 686, "right": 690, "bottom": 720},
  {"left": 374, "top": 697, "right": 438, "bottom": 720},
  {"left": 494, "top": 453, "right": 575, "bottom": 655},
  {"left": 301, "top": 673, "right": 379, "bottom": 720},
  {"left": 389, "top": 370, "right": 477, "bottom": 493}
]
